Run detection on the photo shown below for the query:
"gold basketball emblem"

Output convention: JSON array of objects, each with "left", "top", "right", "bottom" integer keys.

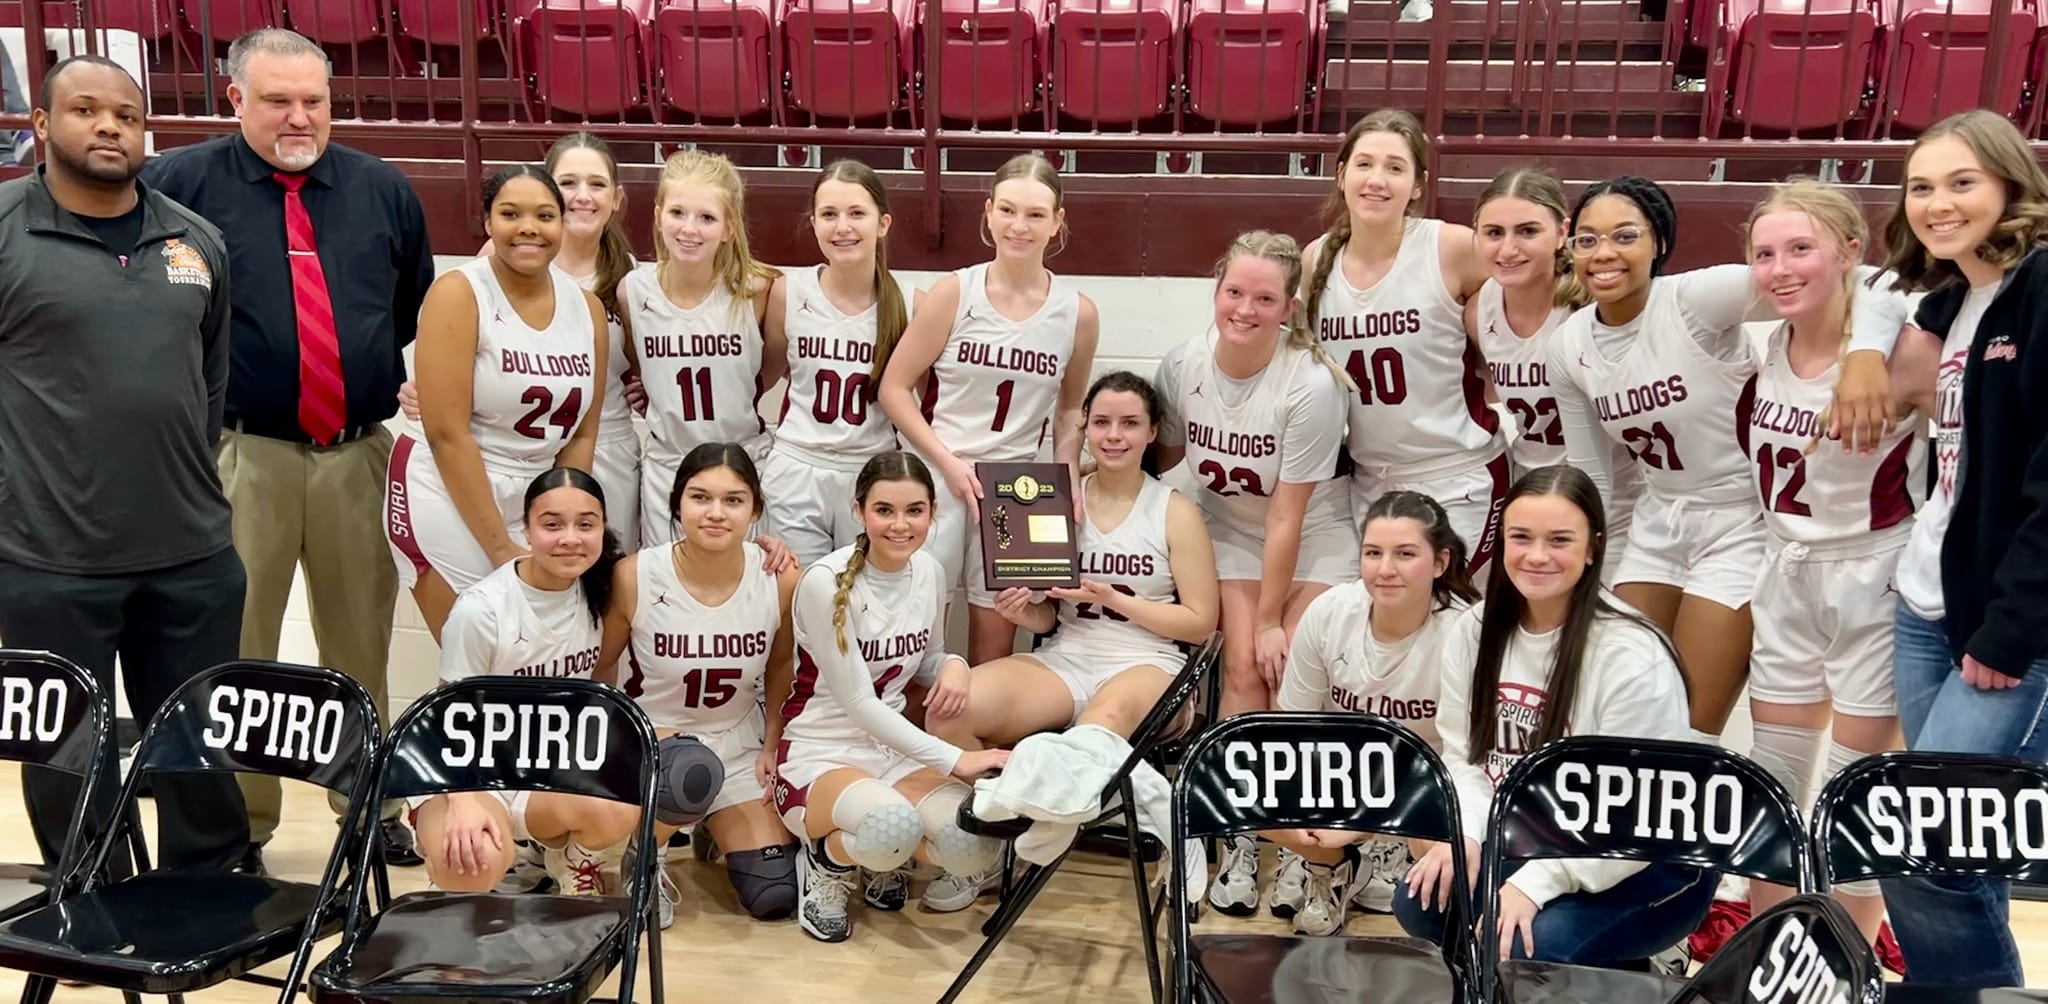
[{"left": 1011, "top": 475, "right": 1042, "bottom": 503}]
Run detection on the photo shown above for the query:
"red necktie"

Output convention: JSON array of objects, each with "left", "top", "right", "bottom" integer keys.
[{"left": 275, "top": 172, "right": 346, "bottom": 445}]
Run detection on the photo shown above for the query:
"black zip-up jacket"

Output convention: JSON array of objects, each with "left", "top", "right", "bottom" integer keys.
[{"left": 1915, "top": 248, "right": 2048, "bottom": 679}]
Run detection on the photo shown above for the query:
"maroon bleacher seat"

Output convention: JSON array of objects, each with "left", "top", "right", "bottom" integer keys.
[
  {"left": 1702, "top": 0, "right": 1877, "bottom": 135},
  {"left": 1872, "top": 0, "right": 2034, "bottom": 132},
  {"left": 780, "top": 0, "right": 914, "bottom": 121},
  {"left": 0, "top": 0, "right": 177, "bottom": 33},
  {"left": 919, "top": 0, "right": 1047, "bottom": 124},
  {"left": 183, "top": 0, "right": 285, "bottom": 42},
  {"left": 1184, "top": 0, "right": 1322, "bottom": 126},
  {"left": 394, "top": 0, "right": 503, "bottom": 45},
  {"left": 283, "top": 0, "right": 385, "bottom": 42},
  {"left": 652, "top": 0, "right": 774, "bottom": 119},
  {"left": 1051, "top": 0, "right": 1181, "bottom": 126},
  {"left": 512, "top": 0, "right": 656, "bottom": 118}
]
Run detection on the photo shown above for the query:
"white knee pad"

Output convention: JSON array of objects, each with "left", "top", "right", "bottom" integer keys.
[
  {"left": 1824, "top": 740, "right": 1882, "bottom": 898},
  {"left": 916, "top": 782, "right": 1003, "bottom": 876},
  {"left": 1749, "top": 721, "right": 1824, "bottom": 805},
  {"left": 829, "top": 778, "right": 922, "bottom": 872}
]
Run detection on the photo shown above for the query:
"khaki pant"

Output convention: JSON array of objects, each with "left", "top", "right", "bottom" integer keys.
[{"left": 218, "top": 425, "right": 402, "bottom": 843}]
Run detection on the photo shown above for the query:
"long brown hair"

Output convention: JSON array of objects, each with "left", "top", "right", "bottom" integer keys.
[
  {"left": 1474, "top": 166, "right": 1589, "bottom": 309},
  {"left": 831, "top": 452, "right": 938, "bottom": 653},
  {"left": 1882, "top": 109, "right": 2048, "bottom": 293},
  {"left": 1303, "top": 109, "right": 1430, "bottom": 338},
  {"left": 545, "top": 131, "right": 635, "bottom": 320},
  {"left": 812, "top": 160, "right": 909, "bottom": 399}
]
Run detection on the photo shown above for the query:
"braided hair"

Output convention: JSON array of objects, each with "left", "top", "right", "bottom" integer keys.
[
  {"left": 832, "top": 452, "right": 938, "bottom": 653},
  {"left": 1569, "top": 175, "right": 1679, "bottom": 278}
]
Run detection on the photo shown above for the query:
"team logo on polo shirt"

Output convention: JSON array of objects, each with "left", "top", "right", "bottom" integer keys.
[{"left": 161, "top": 238, "right": 212, "bottom": 290}]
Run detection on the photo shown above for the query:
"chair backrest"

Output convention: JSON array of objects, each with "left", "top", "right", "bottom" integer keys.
[
  {"left": 133, "top": 659, "right": 381, "bottom": 796},
  {"left": 1171, "top": 712, "right": 1475, "bottom": 1003},
  {"left": 0, "top": 649, "right": 108, "bottom": 778},
  {"left": 1668, "top": 894, "right": 1883, "bottom": 1004},
  {"left": 377, "top": 675, "right": 655, "bottom": 807},
  {"left": 1813, "top": 750, "right": 2048, "bottom": 889}
]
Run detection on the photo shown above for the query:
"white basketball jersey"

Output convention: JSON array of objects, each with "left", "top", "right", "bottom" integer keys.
[
  {"left": 1473, "top": 279, "right": 1573, "bottom": 471},
  {"left": 777, "top": 265, "right": 912, "bottom": 469},
  {"left": 441, "top": 561, "right": 604, "bottom": 682},
  {"left": 1044, "top": 476, "right": 1185, "bottom": 664},
  {"left": 625, "top": 541, "right": 780, "bottom": 732},
  {"left": 1313, "top": 219, "right": 1503, "bottom": 477},
  {"left": 1173, "top": 332, "right": 1350, "bottom": 533},
  {"left": 781, "top": 547, "right": 945, "bottom": 748},
  {"left": 1743, "top": 323, "right": 1925, "bottom": 545},
  {"left": 1291, "top": 581, "right": 1465, "bottom": 749},
  {"left": 446, "top": 257, "right": 598, "bottom": 477},
  {"left": 565, "top": 266, "right": 635, "bottom": 442},
  {"left": 925, "top": 263, "right": 1080, "bottom": 462},
  {"left": 622, "top": 266, "right": 771, "bottom": 466},
  {"left": 1549, "top": 278, "right": 1757, "bottom": 505}
]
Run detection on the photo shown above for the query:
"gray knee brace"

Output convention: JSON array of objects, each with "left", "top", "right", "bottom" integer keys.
[
  {"left": 655, "top": 735, "right": 726, "bottom": 827},
  {"left": 917, "top": 782, "right": 1003, "bottom": 876},
  {"left": 726, "top": 844, "right": 799, "bottom": 920}
]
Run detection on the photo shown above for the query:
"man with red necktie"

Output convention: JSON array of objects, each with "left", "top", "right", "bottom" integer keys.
[{"left": 142, "top": 28, "right": 435, "bottom": 875}]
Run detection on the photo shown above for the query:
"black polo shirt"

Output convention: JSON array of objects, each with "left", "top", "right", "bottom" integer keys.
[{"left": 140, "top": 134, "right": 435, "bottom": 439}]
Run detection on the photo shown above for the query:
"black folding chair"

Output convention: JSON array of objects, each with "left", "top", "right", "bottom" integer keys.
[
  {"left": 941, "top": 632, "right": 1223, "bottom": 1004},
  {"left": 0, "top": 650, "right": 115, "bottom": 924},
  {"left": 310, "top": 675, "right": 666, "bottom": 1004},
  {"left": 1812, "top": 751, "right": 2048, "bottom": 1003},
  {"left": 1169, "top": 711, "right": 1481, "bottom": 1004},
  {"left": 1666, "top": 893, "right": 1883, "bottom": 1004},
  {"left": 1483, "top": 736, "right": 1812, "bottom": 1004},
  {"left": 0, "top": 659, "right": 383, "bottom": 1003}
]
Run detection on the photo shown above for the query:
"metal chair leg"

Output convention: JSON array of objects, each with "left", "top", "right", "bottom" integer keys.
[{"left": 943, "top": 857, "right": 1070, "bottom": 1002}]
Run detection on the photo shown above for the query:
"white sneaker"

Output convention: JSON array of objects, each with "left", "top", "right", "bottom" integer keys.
[
  {"left": 922, "top": 866, "right": 1001, "bottom": 913},
  {"left": 864, "top": 867, "right": 911, "bottom": 911},
  {"left": 797, "top": 842, "right": 856, "bottom": 943},
  {"left": 1293, "top": 858, "right": 1355, "bottom": 937},
  {"left": 1349, "top": 836, "right": 1409, "bottom": 914},
  {"left": 1208, "top": 835, "right": 1261, "bottom": 917},
  {"left": 1398, "top": 0, "right": 1433, "bottom": 19},
  {"left": 1268, "top": 848, "right": 1309, "bottom": 919},
  {"left": 655, "top": 865, "right": 679, "bottom": 929},
  {"left": 496, "top": 839, "right": 552, "bottom": 894},
  {"left": 545, "top": 841, "right": 610, "bottom": 897}
]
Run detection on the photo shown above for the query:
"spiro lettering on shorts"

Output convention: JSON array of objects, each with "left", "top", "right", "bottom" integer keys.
[
  {"left": 439, "top": 701, "right": 608, "bottom": 770},
  {"left": 1080, "top": 552, "right": 1156, "bottom": 577},
  {"left": 1319, "top": 309, "right": 1423, "bottom": 342},
  {"left": 1751, "top": 398, "right": 1821, "bottom": 439},
  {"left": 1748, "top": 917, "right": 1852, "bottom": 1004},
  {"left": 860, "top": 629, "right": 930, "bottom": 665},
  {"left": 1593, "top": 375, "right": 1691, "bottom": 423},
  {"left": 655, "top": 630, "right": 772, "bottom": 661},
  {"left": 386, "top": 478, "right": 412, "bottom": 540},
  {"left": 1221, "top": 740, "right": 1398, "bottom": 810},
  {"left": 1489, "top": 360, "right": 1549, "bottom": 389},
  {"left": 1865, "top": 784, "right": 2048, "bottom": 861},
  {"left": 795, "top": 335, "right": 874, "bottom": 364},
  {"left": 0, "top": 678, "right": 66, "bottom": 743},
  {"left": 1553, "top": 762, "right": 1745, "bottom": 846},
  {"left": 201, "top": 686, "right": 347, "bottom": 764},
  {"left": 641, "top": 333, "right": 748, "bottom": 360},
  {"left": 955, "top": 341, "right": 1060, "bottom": 377},
  {"left": 499, "top": 349, "right": 595, "bottom": 378},
  {"left": 515, "top": 645, "right": 603, "bottom": 679},
  {"left": 1184, "top": 421, "right": 1278, "bottom": 459},
  {"left": 1329, "top": 688, "right": 1436, "bottom": 722}
]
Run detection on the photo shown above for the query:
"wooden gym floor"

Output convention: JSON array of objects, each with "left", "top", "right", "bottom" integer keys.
[{"left": 1, "top": 769, "right": 2046, "bottom": 1002}]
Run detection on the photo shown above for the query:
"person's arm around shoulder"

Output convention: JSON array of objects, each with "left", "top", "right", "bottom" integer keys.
[{"left": 552, "top": 288, "right": 607, "bottom": 473}]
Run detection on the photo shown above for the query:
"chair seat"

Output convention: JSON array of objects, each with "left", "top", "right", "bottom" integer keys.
[
  {"left": 310, "top": 891, "right": 631, "bottom": 1004},
  {"left": 1497, "top": 959, "right": 1685, "bottom": 1003},
  {"left": 0, "top": 870, "right": 338, "bottom": 993},
  {"left": 1886, "top": 987, "right": 2048, "bottom": 1003},
  {"left": 1190, "top": 932, "right": 1460, "bottom": 1002},
  {"left": 0, "top": 862, "right": 53, "bottom": 921}
]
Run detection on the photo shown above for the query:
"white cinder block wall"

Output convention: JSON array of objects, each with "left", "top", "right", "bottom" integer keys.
[{"left": 264, "top": 257, "right": 1754, "bottom": 751}]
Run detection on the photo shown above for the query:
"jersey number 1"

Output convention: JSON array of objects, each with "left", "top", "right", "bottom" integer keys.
[{"left": 676, "top": 368, "right": 717, "bottom": 422}]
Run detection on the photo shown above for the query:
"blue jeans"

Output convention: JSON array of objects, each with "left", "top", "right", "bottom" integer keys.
[
  {"left": 1393, "top": 862, "right": 1715, "bottom": 966},
  {"left": 1882, "top": 607, "right": 2048, "bottom": 987}
]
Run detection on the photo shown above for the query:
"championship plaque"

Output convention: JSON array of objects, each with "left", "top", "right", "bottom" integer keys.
[{"left": 976, "top": 462, "right": 1081, "bottom": 592}]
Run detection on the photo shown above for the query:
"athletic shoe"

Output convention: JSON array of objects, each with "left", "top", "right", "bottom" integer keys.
[
  {"left": 1650, "top": 941, "right": 1693, "bottom": 978},
  {"left": 1687, "top": 898, "right": 1751, "bottom": 963},
  {"left": 1876, "top": 922, "right": 1906, "bottom": 976},
  {"left": 1293, "top": 857, "right": 1356, "bottom": 937},
  {"left": 922, "top": 866, "right": 1001, "bottom": 913},
  {"left": 797, "top": 841, "right": 856, "bottom": 943},
  {"left": 378, "top": 817, "right": 425, "bottom": 867},
  {"left": 691, "top": 824, "right": 721, "bottom": 863},
  {"left": 1208, "top": 835, "right": 1260, "bottom": 917},
  {"left": 655, "top": 866, "right": 679, "bottom": 929},
  {"left": 1267, "top": 848, "right": 1308, "bottom": 919},
  {"left": 864, "top": 867, "right": 911, "bottom": 911},
  {"left": 546, "top": 842, "right": 610, "bottom": 897},
  {"left": 496, "top": 839, "right": 554, "bottom": 894},
  {"left": 1349, "top": 836, "right": 1409, "bottom": 914}
]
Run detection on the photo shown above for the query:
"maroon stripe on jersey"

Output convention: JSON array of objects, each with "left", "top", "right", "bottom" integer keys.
[
  {"left": 753, "top": 369, "right": 769, "bottom": 436},
  {"left": 1461, "top": 340, "right": 1502, "bottom": 434},
  {"left": 777, "top": 380, "right": 793, "bottom": 427},
  {"left": 623, "top": 643, "right": 647, "bottom": 698},
  {"left": 919, "top": 370, "right": 940, "bottom": 425},
  {"left": 385, "top": 434, "right": 431, "bottom": 579},
  {"left": 1870, "top": 434, "right": 1918, "bottom": 531},
  {"left": 1735, "top": 375, "right": 1759, "bottom": 456},
  {"left": 770, "top": 739, "right": 808, "bottom": 816},
  {"left": 1468, "top": 453, "right": 1512, "bottom": 574},
  {"left": 783, "top": 646, "right": 822, "bottom": 723}
]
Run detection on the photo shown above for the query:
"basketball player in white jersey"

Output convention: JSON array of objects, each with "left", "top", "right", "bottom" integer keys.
[
  {"left": 1257, "top": 491, "right": 1477, "bottom": 936},
  {"left": 1547, "top": 174, "right": 1910, "bottom": 742},
  {"left": 621, "top": 150, "right": 784, "bottom": 547},
  {"left": 772, "top": 453, "right": 1010, "bottom": 943},
  {"left": 602, "top": 442, "right": 801, "bottom": 928},
  {"left": 1301, "top": 110, "right": 1509, "bottom": 575},
  {"left": 1738, "top": 180, "right": 1925, "bottom": 951},
  {"left": 923, "top": 371, "right": 1220, "bottom": 911},
  {"left": 878, "top": 154, "right": 1102, "bottom": 665},
  {"left": 415, "top": 468, "right": 721, "bottom": 897},
  {"left": 386, "top": 165, "right": 604, "bottom": 640},
  {"left": 762, "top": 160, "right": 918, "bottom": 565}
]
